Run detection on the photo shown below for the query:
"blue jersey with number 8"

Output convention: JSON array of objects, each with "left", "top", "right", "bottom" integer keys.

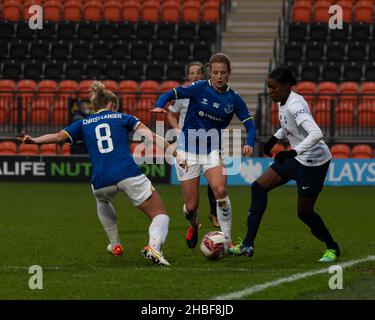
[{"left": 64, "top": 109, "right": 141, "bottom": 189}]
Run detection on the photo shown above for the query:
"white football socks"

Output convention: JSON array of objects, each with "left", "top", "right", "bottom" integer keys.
[
  {"left": 216, "top": 196, "right": 232, "bottom": 242},
  {"left": 96, "top": 200, "right": 121, "bottom": 246},
  {"left": 149, "top": 214, "right": 170, "bottom": 252}
]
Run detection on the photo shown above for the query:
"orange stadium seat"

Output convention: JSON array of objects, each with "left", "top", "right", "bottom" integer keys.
[
  {"left": 293, "top": 0, "right": 311, "bottom": 23},
  {"left": 160, "top": 80, "right": 180, "bottom": 92},
  {"left": 64, "top": 0, "right": 82, "bottom": 21},
  {"left": 357, "top": 102, "right": 375, "bottom": 127},
  {"left": 183, "top": 0, "right": 201, "bottom": 23},
  {"left": 337, "top": 0, "right": 353, "bottom": 23},
  {"left": 270, "top": 103, "right": 279, "bottom": 126},
  {"left": 122, "top": 0, "right": 141, "bottom": 22},
  {"left": 119, "top": 80, "right": 138, "bottom": 113},
  {"left": 296, "top": 81, "right": 316, "bottom": 106},
  {"left": 317, "top": 81, "right": 338, "bottom": 101},
  {"left": 44, "top": 0, "right": 62, "bottom": 21},
  {"left": 0, "top": 106, "right": 8, "bottom": 124},
  {"left": 355, "top": 0, "right": 374, "bottom": 23},
  {"left": 338, "top": 82, "right": 359, "bottom": 104},
  {"left": 313, "top": 0, "right": 331, "bottom": 22},
  {"left": 23, "top": 0, "right": 42, "bottom": 20},
  {"left": 3, "top": 0, "right": 22, "bottom": 21},
  {"left": 313, "top": 101, "right": 330, "bottom": 127},
  {"left": 335, "top": 103, "right": 354, "bottom": 126},
  {"left": 142, "top": 0, "right": 160, "bottom": 23},
  {"left": 59, "top": 80, "right": 79, "bottom": 98},
  {"left": 38, "top": 80, "right": 58, "bottom": 96},
  {"left": 102, "top": 80, "right": 119, "bottom": 93},
  {"left": 52, "top": 105, "right": 69, "bottom": 125},
  {"left": 79, "top": 80, "right": 93, "bottom": 100},
  {"left": 0, "top": 80, "right": 16, "bottom": 98},
  {"left": 40, "top": 144, "right": 57, "bottom": 155},
  {"left": 103, "top": 0, "right": 122, "bottom": 22},
  {"left": 9, "top": 105, "right": 27, "bottom": 124},
  {"left": 330, "top": 144, "right": 350, "bottom": 158},
  {"left": 0, "top": 141, "right": 17, "bottom": 155},
  {"left": 60, "top": 143, "right": 71, "bottom": 156},
  {"left": 139, "top": 80, "right": 159, "bottom": 122},
  {"left": 361, "top": 81, "right": 375, "bottom": 99},
  {"left": 84, "top": 0, "right": 102, "bottom": 22},
  {"left": 134, "top": 102, "right": 152, "bottom": 126},
  {"left": 203, "top": 1, "right": 220, "bottom": 23},
  {"left": 351, "top": 144, "right": 373, "bottom": 158},
  {"left": 139, "top": 80, "right": 159, "bottom": 94},
  {"left": 18, "top": 144, "right": 39, "bottom": 155},
  {"left": 162, "top": 0, "right": 180, "bottom": 23}
]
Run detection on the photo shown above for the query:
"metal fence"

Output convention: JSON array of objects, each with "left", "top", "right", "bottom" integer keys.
[{"left": 257, "top": 93, "right": 375, "bottom": 144}]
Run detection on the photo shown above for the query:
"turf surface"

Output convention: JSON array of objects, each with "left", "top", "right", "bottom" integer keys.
[{"left": 0, "top": 183, "right": 374, "bottom": 300}]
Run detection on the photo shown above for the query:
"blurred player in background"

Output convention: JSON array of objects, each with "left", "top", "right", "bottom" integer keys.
[
  {"left": 232, "top": 67, "right": 340, "bottom": 263},
  {"left": 152, "top": 53, "right": 256, "bottom": 248},
  {"left": 167, "top": 61, "right": 219, "bottom": 228},
  {"left": 19, "top": 81, "right": 176, "bottom": 266}
]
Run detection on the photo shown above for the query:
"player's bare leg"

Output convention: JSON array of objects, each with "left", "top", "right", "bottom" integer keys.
[
  {"left": 138, "top": 191, "right": 170, "bottom": 265},
  {"left": 180, "top": 176, "right": 200, "bottom": 248},
  {"left": 205, "top": 165, "right": 232, "bottom": 241}
]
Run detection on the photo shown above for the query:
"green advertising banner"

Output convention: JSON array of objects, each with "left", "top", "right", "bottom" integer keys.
[{"left": 0, "top": 156, "right": 171, "bottom": 184}]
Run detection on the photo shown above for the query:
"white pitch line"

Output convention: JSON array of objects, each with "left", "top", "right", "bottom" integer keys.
[{"left": 212, "top": 255, "right": 375, "bottom": 300}]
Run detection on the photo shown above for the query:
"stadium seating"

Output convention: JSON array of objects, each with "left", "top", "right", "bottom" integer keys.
[
  {"left": 330, "top": 144, "right": 351, "bottom": 158},
  {"left": 18, "top": 144, "right": 39, "bottom": 155},
  {"left": 351, "top": 144, "right": 373, "bottom": 158},
  {"left": 40, "top": 144, "right": 57, "bottom": 155},
  {"left": 0, "top": 141, "right": 17, "bottom": 155}
]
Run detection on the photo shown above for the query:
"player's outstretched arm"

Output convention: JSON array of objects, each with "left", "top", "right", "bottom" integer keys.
[{"left": 17, "top": 130, "right": 69, "bottom": 145}]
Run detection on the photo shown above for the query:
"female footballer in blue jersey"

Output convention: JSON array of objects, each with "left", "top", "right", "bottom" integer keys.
[
  {"left": 19, "top": 81, "right": 175, "bottom": 266},
  {"left": 232, "top": 67, "right": 340, "bottom": 263},
  {"left": 152, "top": 53, "right": 256, "bottom": 248}
]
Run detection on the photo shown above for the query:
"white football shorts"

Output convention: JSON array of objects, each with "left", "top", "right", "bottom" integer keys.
[
  {"left": 92, "top": 174, "right": 155, "bottom": 206},
  {"left": 175, "top": 149, "right": 224, "bottom": 181}
]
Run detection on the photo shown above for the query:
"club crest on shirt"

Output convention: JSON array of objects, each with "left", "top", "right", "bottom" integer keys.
[{"left": 224, "top": 104, "right": 234, "bottom": 113}]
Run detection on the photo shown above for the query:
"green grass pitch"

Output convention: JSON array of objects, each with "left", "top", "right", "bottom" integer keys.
[{"left": 0, "top": 182, "right": 374, "bottom": 300}]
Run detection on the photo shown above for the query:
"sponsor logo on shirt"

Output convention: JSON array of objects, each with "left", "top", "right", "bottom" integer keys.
[
  {"left": 201, "top": 98, "right": 208, "bottom": 105},
  {"left": 213, "top": 102, "right": 220, "bottom": 109},
  {"left": 198, "top": 111, "right": 225, "bottom": 122},
  {"left": 292, "top": 109, "right": 306, "bottom": 119}
]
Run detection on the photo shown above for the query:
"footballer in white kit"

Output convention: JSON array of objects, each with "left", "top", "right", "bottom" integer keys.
[{"left": 232, "top": 67, "right": 340, "bottom": 263}]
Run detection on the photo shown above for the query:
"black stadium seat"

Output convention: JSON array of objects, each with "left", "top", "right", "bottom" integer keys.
[
  {"left": 347, "top": 42, "right": 367, "bottom": 61},
  {"left": 369, "top": 43, "right": 375, "bottom": 60},
  {"left": 65, "top": 60, "right": 84, "bottom": 80},
  {"left": 284, "top": 61, "right": 300, "bottom": 79},
  {"left": 198, "top": 22, "right": 217, "bottom": 40},
  {"left": 77, "top": 21, "right": 97, "bottom": 39},
  {"left": 51, "top": 40, "right": 71, "bottom": 60},
  {"left": 124, "top": 61, "right": 143, "bottom": 80},
  {"left": 351, "top": 22, "right": 370, "bottom": 41},
  {"left": 71, "top": 40, "right": 90, "bottom": 60},
  {"left": 178, "top": 22, "right": 196, "bottom": 40},
  {"left": 166, "top": 62, "right": 185, "bottom": 80},
  {"left": 104, "top": 60, "right": 124, "bottom": 80},
  {"left": 145, "top": 61, "right": 165, "bottom": 80},
  {"left": 117, "top": 22, "right": 135, "bottom": 39},
  {"left": 300, "top": 62, "right": 320, "bottom": 81},
  {"left": 130, "top": 40, "right": 149, "bottom": 60},
  {"left": 112, "top": 40, "right": 129, "bottom": 60},
  {"left": 23, "top": 60, "right": 43, "bottom": 79},
  {"left": 37, "top": 21, "right": 56, "bottom": 38},
  {"left": 288, "top": 22, "right": 307, "bottom": 41},
  {"left": 193, "top": 41, "right": 211, "bottom": 62},
  {"left": 98, "top": 21, "right": 117, "bottom": 39},
  {"left": 284, "top": 42, "right": 303, "bottom": 61},
  {"left": 322, "top": 62, "right": 342, "bottom": 82},
  {"left": 9, "top": 39, "right": 28, "bottom": 59},
  {"left": 1, "top": 59, "right": 22, "bottom": 79},
  {"left": 85, "top": 61, "right": 103, "bottom": 79},
  {"left": 30, "top": 39, "right": 50, "bottom": 59},
  {"left": 0, "top": 20, "right": 15, "bottom": 38},
  {"left": 329, "top": 24, "right": 349, "bottom": 41},
  {"left": 17, "top": 20, "right": 37, "bottom": 38},
  {"left": 305, "top": 41, "right": 324, "bottom": 61},
  {"left": 343, "top": 62, "right": 363, "bottom": 82},
  {"left": 309, "top": 22, "right": 328, "bottom": 42},
  {"left": 136, "top": 22, "right": 155, "bottom": 40},
  {"left": 326, "top": 42, "right": 346, "bottom": 61},
  {"left": 157, "top": 22, "right": 176, "bottom": 40},
  {"left": 365, "top": 62, "right": 375, "bottom": 81},
  {"left": 172, "top": 41, "right": 191, "bottom": 60},
  {"left": 44, "top": 60, "right": 63, "bottom": 80},
  {"left": 0, "top": 40, "right": 8, "bottom": 58},
  {"left": 57, "top": 21, "right": 77, "bottom": 39},
  {"left": 91, "top": 40, "right": 109, "bottom": 59},
  {"left": 151, "top": 41, "right": 170, "bottom": 60}
]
